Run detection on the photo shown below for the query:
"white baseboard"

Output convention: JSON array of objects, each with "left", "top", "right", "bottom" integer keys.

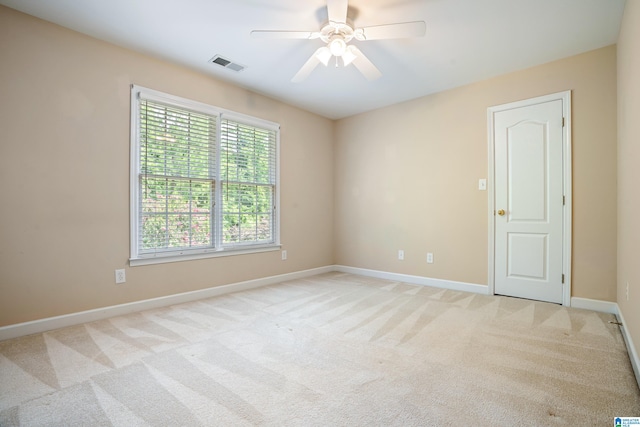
[
  {"left": 570, "top": 297, "right": 639, "bottom": 389},
  {"left": 2, "top": 264, "right": 638, "bottom": 391},
  {"left": 570, "top": 297, "right": 618, "bottom": 314},
  {"left": 0, "top": 265, "right": 486, "bottom": 341},
  {"left": 616, "top": 306, "right": 640, "bottom": 391},
  {"left": 0, "top": 266, "right": 333, "bottom": 341},
  {"left": 333, "top": 265, "right": 488, "bottom": 295}
]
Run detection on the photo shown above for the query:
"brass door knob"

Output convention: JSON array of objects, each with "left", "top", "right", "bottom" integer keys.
[{"left": 497, "top": 209, "right": 505, "bottom": 216}]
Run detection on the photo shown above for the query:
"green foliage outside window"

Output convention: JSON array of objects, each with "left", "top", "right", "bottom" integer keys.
[
  {"left": 221, "top": 121, "right": 274, "bottom": 244},
  {"left": 138, "top": 100, "right": 276, "bottom": 253}
]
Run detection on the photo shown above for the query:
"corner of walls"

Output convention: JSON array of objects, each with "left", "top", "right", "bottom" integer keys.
[
  {"left": 616, "top": 305, "right": 640, "bottom": 391},
  {"left": 616, "top": 0, "right": 640, "bottom": 392},
  {"left": 329, "top": 117, "right": 339, "bottom": 267}
]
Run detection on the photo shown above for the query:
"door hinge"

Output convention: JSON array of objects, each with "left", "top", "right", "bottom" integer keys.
[
  {"left": 563, "top": 195, "right": 565, "bottom": 205},
  {"left": 562, "top": 117, "right": 565, "bottom": 127},
  {"left": 562, "top": 274, "right": 565, "bottom": 284}
]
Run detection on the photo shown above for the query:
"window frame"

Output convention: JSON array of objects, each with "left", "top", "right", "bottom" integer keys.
[{"left": 129, "top": 85, "right": 280, "bottom": 266}]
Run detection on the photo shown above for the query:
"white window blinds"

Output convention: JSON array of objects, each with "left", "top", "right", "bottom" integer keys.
[
  {"left": 131, "top": 86, "right": 279, "bottom": 263},
  {"left": 220, "top": 119, "right": 277, "bottom": 246},
  {"left": 138, "top": 100, "right": 216, "bottom": 253}
]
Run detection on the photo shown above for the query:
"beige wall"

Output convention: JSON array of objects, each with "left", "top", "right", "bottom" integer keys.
[
  {"left": 617, "top": 1, "right": 640, "bottom": 369},
  {"left": 334, "top": 46, "right": 618, "bottom": 301},
  {"left": 0, "top": 5, "right": 623, "bottom": 329},
  {"left": 0, "top": 7, "right": 334, "bottom": 326}
]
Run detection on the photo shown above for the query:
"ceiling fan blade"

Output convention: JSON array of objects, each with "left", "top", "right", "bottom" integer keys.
[
  {"left": 251, "top": 30, "right": 319, "bottom": 39},
  {"left": 348, "top": 45, "right": 382, "bottom": 81},
  {"left": 327, "top": 0, "right": 349, "bottom": 24},
  {"left": 292, "top": 47, "right": 329, "bottom": 82},
  {"left": 354, "top": 21, "right": 426, "bottom": 41}
]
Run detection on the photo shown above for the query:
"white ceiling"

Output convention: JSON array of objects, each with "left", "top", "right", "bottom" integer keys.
[{"left": 0, "top": 0, "right": 626, "bottom": 119}]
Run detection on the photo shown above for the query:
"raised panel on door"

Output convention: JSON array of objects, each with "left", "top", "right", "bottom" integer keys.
[
  {"left": 507, "top": 232, "right": 548, "bottom": 280},
  {"left": 508, "top": 122, "right": 547, "bottom": 223}
]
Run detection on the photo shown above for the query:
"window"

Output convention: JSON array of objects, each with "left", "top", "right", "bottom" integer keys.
[{"left": 130, "top": 85, "right": 279, "bottom": 265}]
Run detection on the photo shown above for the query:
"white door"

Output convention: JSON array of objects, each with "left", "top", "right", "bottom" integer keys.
[{"left": 492, "top": 97, "right": 566, "bottom": 304}]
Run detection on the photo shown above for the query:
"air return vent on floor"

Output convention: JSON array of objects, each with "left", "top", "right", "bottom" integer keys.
[{"left": 209, "top": 55, "right": 246, "bottom": 72}]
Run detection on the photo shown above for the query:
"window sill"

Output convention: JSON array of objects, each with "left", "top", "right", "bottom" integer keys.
[{"left": 129, "top": 244, "right": 281, "bottom": 267}]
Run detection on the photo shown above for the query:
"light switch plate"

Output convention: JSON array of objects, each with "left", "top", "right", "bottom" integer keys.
[{"left": 478, "top": 179, "right": 487, "bottom": 191}]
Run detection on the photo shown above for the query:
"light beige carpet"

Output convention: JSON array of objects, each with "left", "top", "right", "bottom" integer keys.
[{"left": 0, "top": 272, "right": 638, "bottom": 426}]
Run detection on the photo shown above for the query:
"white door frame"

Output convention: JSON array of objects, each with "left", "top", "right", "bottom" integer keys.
[{"left": 487, "top": 91, "right": 572, "bottom": 306}]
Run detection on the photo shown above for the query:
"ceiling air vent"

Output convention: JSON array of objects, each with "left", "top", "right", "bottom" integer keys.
[{"left": 209, "top": 55, "right": 246, "bottom": 72}]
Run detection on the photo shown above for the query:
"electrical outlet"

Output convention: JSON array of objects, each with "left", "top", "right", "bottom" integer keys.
[
  {"left": 281, "top": 250, "right": 287, "bottom": 260},
  {"left": 398, "top": 250, "right": 404, "bottom": 260},
  {"left": 115, "top": 269, "right": 126, "bottom": 284},
  {"left": 427, "top": 252, "right": 434, "bottom": 264}
]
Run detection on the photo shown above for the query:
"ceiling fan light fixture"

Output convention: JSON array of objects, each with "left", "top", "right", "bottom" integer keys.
[
  {"left": 329, "top": 37, "right": 347, "bottom": 56},
  {"left": 342, "top": 45, "right": 358, "bottom": 66},
  {"left": 315, "top": 46, "right": 332, "bottom": 66}
]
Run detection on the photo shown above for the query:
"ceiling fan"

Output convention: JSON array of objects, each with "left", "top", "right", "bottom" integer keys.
[{"left": 251, "top": 0, "right": 426, "bottom": 82}]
